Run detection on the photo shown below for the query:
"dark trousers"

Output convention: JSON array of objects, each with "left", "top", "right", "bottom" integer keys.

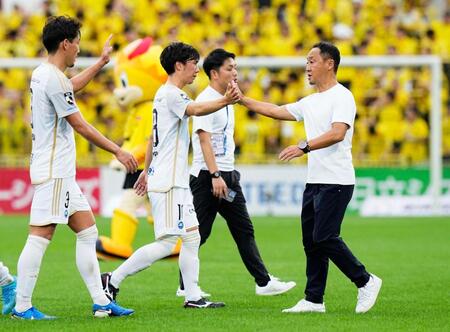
[
  {"left": 179, "top": 170, "right": 270, "bottom": 289},
  {"left": 301, "top": 184, "right": 370, "bottom": 304}
]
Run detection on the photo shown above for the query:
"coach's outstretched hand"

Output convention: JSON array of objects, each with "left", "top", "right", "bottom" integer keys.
[
  {"left": 100, "top": 34, "right": 114, "bottom": 65},
  {"left": 115, "top": 148, "right": 138, "bottom": 173},
  {"left": 224, "top": 81, "right": 241, "bottom": 104},
  {"left": 279, "top": 145, "right": 304, "bottom": 162},
  {"left": 133, "top": 171, "right": 148, "bottom": 196}
]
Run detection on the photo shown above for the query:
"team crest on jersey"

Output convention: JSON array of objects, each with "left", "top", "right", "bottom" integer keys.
[
  {"left": 180, "top": 93, "right": 190, "bottom": 102},
  {"left": 64, "top": 92, "right": 74, "bottom": 105}
]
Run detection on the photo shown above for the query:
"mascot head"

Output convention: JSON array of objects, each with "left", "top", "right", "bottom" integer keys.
[{"left": 114, "top": 37, "right": 167, "bottom": 106}]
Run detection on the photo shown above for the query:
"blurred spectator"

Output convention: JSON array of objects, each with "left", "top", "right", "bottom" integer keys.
[{"left": 401, "top": 105, "right": 429, "bottom": 165}]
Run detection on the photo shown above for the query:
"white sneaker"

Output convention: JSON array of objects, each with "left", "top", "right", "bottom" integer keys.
[
  {"left": 255, "top": 276, "right": 296, "bottom": 296},
  {"left": 176, "top": 287, "right": 211, "bottom": 298},
  {"left": 282, "top": 299, "right": 326, "bottom": 313},
  {"left": 355, "top": 273, "right": 382, "bottom": 313}
]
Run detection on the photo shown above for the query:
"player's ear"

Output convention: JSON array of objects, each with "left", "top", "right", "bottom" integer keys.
[
  {"left": 61, "top": 39, "right": 69, "bottom": 51},
  {"left": 210, "top": 69, "right": 219, "bottom": 80},
  {"left": 327, "top": 58, "right": 334, "bottom": 71},
  {"left": 175, "top": 61, "right": 184, "bottom": 72}
]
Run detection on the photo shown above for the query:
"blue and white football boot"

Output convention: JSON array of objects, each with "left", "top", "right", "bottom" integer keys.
[
  {"left": 11, "top": 307, "right": 56, "bottom": 320},
  {"left": 92, "top": 301, "right": 134, "bottom": 318},
  {"left": 1, "top": 277, "right": 16, "bottom": 315}
]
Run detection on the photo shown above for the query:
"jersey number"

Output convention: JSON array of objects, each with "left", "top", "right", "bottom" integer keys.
[
  {"left": 152, "top": 108, "right": 159, "bottom": 147},
  {"left": 177, "top": 204, "right": 184, "bottom": 221},
  {"left": 30, "top": 88, "right": 35, "bottom": 141},
  {"left": 64, "top": 191, "right": 70, "bottom": 209}
]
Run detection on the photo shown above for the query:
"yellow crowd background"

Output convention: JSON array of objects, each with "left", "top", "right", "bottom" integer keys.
[{"left": 0, "top": 0, "right": 449, "bottom": 166}]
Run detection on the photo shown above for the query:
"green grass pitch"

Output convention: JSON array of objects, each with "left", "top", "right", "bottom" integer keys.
[{"left": 0, "top": 215, "right": 449, "bottom": 331}]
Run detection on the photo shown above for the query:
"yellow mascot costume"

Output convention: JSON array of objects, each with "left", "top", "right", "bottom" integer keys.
[{"left": 96, "top": 37, "right": 181, "bottom": 259}]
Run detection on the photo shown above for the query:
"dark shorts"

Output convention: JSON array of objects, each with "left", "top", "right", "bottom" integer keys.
[{"left": 122, "top": 170, "right": 143, "bottom": 189}]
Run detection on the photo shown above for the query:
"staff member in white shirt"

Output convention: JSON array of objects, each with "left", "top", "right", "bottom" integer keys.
[
  {"left": 238, "top": 42, "right": 382, "bottom": 314},
  {"left": 177, "top": 49, "right": 296, "bottom": 297}
]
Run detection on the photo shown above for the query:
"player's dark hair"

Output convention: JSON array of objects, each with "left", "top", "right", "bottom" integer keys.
[
  {"left": 203, "top": 48, "right": 235, "bottom": 79},
  {"left": 160, "top": 42, "right": 200, "bottom": 75},
  {"left": 43, "top": 16, "right": 81, "bottom": 53},
  {"left": 312, "top": 41, "right": 340, "bottom": 73}
]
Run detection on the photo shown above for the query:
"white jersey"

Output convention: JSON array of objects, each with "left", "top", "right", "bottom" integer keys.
[
  {"left": 286, "top": 83, "right": 356, "bottom": 185},
  {"left": 29, "top": 63, "right": 79, "bottom": 185},
  {"left": 147, "top": 83, "right": 192, "bottom": 192},
  {"left": 190, "top": 86, "right": 235, "bottom": 176}
]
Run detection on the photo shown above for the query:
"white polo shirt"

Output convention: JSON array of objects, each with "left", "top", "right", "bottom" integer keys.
[
  {"left": 147, "top": 83, "right": 192, "bottom": 192},
  {"left": 29, "top": 63, "right": 78, "bottom": 185},
  {"left": 190, "top": 86, "right": 235, "bottom": 177},
  {"left": 286, "top": 83, "right": 356, "bottom": 185}
]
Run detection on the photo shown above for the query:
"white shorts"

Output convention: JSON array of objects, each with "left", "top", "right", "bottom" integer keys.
[
  {"left": 30, "top": 177, "right": 91, "bottom": 226},
  {"left": 148, "top": 188, "right": 198, "bottom": 240}
]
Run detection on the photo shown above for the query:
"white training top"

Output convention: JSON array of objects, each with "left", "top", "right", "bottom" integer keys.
[
  {"left": 29, "top": 63, "right": 79, "bottom": 185},
  {"left": 190, "top": 86, "right": 235, "bottom": 176},
  {"left": 147, "top": 83, "right": 192, "bottom": 192},
  {"left": 286, "top": 83, "right": 356, "bottom": 185}
]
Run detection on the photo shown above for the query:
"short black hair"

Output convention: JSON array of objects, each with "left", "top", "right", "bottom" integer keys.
[
  {"left": 160, "top": 42, "right": 200, "bottom": 75},
  {"left": 43, "top": 16, "right": 81, "bottom": 53},
  {"left": 203, "top": 48, "right": 235, "bottom": 79},
  {"left": 312, "top": 41, "right": 340, "bottom": 73}
]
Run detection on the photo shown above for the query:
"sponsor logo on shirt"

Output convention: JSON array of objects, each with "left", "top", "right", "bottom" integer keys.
[
  {"left": 64, "top": 92, "right": 74, "bottom": 105},
  {"left": 148, "top": 167, "right": 155, "bottom": 176},
  {"left": 178, "top": 221, "right": 184, "bottom": 229}
]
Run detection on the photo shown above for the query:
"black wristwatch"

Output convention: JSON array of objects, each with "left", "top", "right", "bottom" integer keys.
[
  {"left": 298, "top": 140, "right": 311, "bottom": 154},
  {"left": 210, "top": 171, "right": 221, "bottom": 178}
]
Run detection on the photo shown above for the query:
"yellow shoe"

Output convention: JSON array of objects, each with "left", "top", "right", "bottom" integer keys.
[
  {"left": 96, "top": 209, "right": 138, "bottom": 259},
  {"left": 96, "top": 236, "right": 133, "bottom": 259}
]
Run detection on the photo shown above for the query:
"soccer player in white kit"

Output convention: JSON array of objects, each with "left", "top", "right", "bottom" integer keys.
[
  {"left": 0, "top": 261, "right": 16, "bottom": 315},
  {"left": 102, "top": 42, "right": 240, "bottom": 308},
  {"left": 12, "top": 16, "right": 138, "bottom": 320}
]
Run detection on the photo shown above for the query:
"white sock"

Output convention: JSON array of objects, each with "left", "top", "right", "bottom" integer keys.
[
  {"left": 15, "top": 235, "right": 50, "bottom": 312},
  {"left": 76, "top": 225, "right": 109, "bottom": 306},
  {"left": 0, "top": 261, "right": 14, "bottom": 286},
  {"left": 110, "top": 237, "right": 177, "bottom": 288},
  {"left": 179, "top": 231, "right": 201, "bottom": 301}
]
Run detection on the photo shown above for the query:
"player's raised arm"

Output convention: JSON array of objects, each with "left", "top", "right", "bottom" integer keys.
[
  {"left": 239, "top": 95, "right": 296, "bottom": 121},
  {"left": 185, "top": 82, "right": 240, "bottom": 116},
  {"left": 71, "top": 34, "right": 113, "bottom": 93}
]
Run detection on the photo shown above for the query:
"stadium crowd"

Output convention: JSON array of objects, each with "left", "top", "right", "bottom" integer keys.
[{"left": 0, "top": 0, "right": 449, "bottom": 166}]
